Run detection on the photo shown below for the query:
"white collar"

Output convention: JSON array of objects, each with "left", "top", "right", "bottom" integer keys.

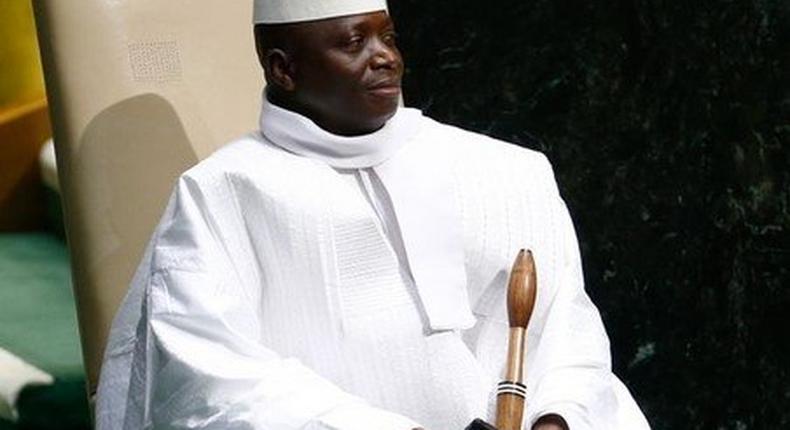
[{"left": 259, "top": 95, "right": 424, "bottom": 169}]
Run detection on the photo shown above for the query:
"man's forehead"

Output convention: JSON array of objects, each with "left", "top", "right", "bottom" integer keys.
[{"left": 253, "top": 0, "right": 388, "bottom": 25}]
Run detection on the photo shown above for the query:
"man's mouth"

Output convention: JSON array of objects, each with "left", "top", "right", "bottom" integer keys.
[{"left": 367, "top": 80, "right": 401, "bottom": 97}]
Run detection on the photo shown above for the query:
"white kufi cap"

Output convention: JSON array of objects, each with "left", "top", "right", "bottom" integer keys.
[{"left": 254, "top": 0, "right": 388, "bottom": 24}]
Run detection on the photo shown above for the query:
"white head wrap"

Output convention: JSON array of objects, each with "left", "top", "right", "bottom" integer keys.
[{"left": 253, "top": 0, "right": 388, "bottom": 24}]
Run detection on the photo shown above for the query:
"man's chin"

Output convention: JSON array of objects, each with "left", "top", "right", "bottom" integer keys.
[
  {"left": 372, "top": 106, "right": 400, "bottom": 129},
  {"left": 328, "top": 99, "right": 400, "bottom": 135},
  {"left": 369, "top": 97, "right": 401, "bottom": 121}
]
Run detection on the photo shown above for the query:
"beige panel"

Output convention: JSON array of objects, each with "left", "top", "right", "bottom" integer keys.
[{"left": 33, "top": 0, "right": 263, "bottom": 393}]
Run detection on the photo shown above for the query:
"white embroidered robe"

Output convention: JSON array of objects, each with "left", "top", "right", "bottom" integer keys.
[{"left": 96, "top": 112, "right": 650, "bottom": 430}]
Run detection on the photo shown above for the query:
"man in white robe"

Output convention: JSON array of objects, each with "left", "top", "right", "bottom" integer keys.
[{"left": 96, "top": 1, "right": 651, "bottom": 429}]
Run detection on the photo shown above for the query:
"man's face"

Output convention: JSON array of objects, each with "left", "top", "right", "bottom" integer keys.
[{"left": 286, "top": 11, "right": 404, "bottom": 135}]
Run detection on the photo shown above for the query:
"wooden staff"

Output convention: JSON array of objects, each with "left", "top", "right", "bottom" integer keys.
[{"left": 495, "top": 249, "right": 538, "bottom": 430}]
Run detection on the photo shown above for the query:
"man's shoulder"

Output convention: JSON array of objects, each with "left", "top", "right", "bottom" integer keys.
[
  {"left": 418, "top": 115, "right": 552, "bottom": 174},
  {"left": 178, "top": 132, "right": 298, "bottom": 185}
]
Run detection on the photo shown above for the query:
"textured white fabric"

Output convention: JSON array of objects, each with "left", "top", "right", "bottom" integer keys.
[
  {"left": 261, "top": 98, "right": 474, "bottom": 331},
  {"left": 336, "top": 169, "right": 413, "bottom": 277},
  {"left": 96, "top": 108, "right": 651, "bottom": 430},
  {"left": 253, "top": 0, "right": 388, "bottom": 24}
]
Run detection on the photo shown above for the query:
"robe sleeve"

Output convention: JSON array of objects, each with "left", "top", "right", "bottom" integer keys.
[
  {"left": 520, "top": 157, "right": 650, "bottom": 430},
  {"left": 141, "top": 176, "right": 421, "bottom": 430}
]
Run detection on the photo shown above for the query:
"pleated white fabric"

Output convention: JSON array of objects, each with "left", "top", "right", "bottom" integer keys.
[{"left": 95, "top": 105, "right": 651, "bottom": 430}]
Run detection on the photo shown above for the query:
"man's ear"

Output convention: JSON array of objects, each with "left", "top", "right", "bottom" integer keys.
[{"left": 264, "top": 49, "right": 296, "bottom": 92}]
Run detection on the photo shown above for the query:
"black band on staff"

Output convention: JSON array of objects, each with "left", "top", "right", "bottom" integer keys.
[
  {"left": 497, "top": 381, "right": 527, "bottom": 389},
  {"left": 496, "top": 381, "right": 527, "bottom": 398}
]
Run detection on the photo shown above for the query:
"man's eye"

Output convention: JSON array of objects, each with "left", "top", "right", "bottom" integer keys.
[
  {"left": 344, "top": 36, "right": 365, "bottom": 51},
  {"left": 382, "top": 31, "right": 398, "bottom": 45}
]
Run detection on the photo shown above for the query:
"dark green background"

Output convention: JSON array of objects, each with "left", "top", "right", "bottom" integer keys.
[{"left": 392, "top": 0, "right": 789, "bottom": 428}]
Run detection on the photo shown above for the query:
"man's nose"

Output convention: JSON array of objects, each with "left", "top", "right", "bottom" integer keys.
[{"left": 370, "top": 39, "right": 399, "bottom": 69}]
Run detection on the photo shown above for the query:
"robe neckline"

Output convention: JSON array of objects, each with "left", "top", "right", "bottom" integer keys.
[{"left": 259, "top": 96, "right": 423, "bottom": 169}]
